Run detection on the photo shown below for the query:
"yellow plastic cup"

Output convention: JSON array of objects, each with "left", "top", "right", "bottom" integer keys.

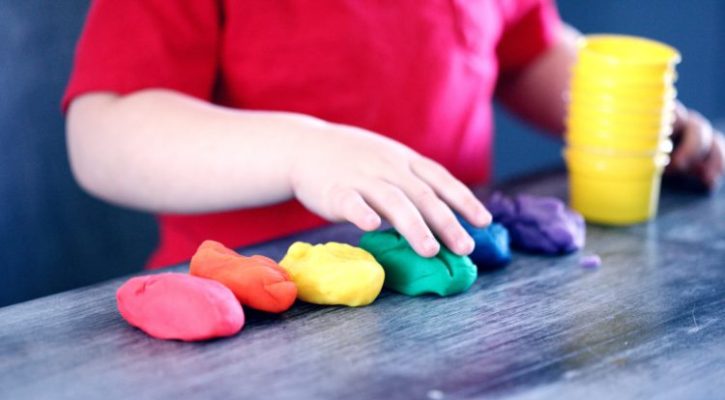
[
  {"left": 572, "top": 35, "right": 680, "bottom": 98},
  {"left": 567, "top": 109, "right": 673, "bottom": 126},
  {"left": 572, "top": 59, "right": 677, "bottom": 82},
  {"left": 566, "top": 132, "right": 673, "bottom": 154},
  {"left": 564, "top": 148, "right": 670, "bottom": 175},
  {"left": 572, "top": 68, "right": 676, "bottom": 89},
  {"left": 564, "top": 148, "right": 670, "bottom": 225},
  {"left": 567, "top": 100, "right": 676, "bottom": 120},
  {"left": 568, "top": 98, "right": 676, "bottom": 114},
  {"left": 575, "top": 55, "right": 674, "bottom": 77},
  {"left": 566, "top": 110, "right": 674, "bottom": 137},
  {"left": 567, "top": 170, "right": 664, "bottom": 225},
  {"left": 567, "top": 121, "right": 673, "bottom": 139},
  {"left": 568, "top": 87, "right": 676, "bottom": 108},
  {"left": 577, "top": 34, "right": 681, "bottom": 68},
  {"left": 568, "top": 94, "right": 676, "bottom": 115},
  {"left": 570, "top": 80, "right": 674, "bottom": 100}
]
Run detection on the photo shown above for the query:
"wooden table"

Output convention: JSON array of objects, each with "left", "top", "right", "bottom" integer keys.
[{"left": 1, "top": 172, "right": 724, "bottom": 400}]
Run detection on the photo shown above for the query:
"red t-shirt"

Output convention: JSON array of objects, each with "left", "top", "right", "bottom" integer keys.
[{"left": 64, "top": 0, "right": 560, "bottom": 268}]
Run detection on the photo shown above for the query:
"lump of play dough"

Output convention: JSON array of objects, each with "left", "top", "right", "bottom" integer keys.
[
  {"left": 359, "top": 229, "right": 477, "bottom": 296},
  {"left": 457, "top": 216, "right": 512, "bottom": 268},
  {"left": 580, "top": 254, "right": 602, "bottom": 269},
  {"left": 279, "top": 242, "right": 385, "bottom": 307},
  {"left": 116, "top": 273, "right": 244, "bottom": 341},
  {"left": 190, "top": 240, "right": 297, "bottom": 313},
  {"left": 486, "top": 192, "right": 585, "bottom": 254}
]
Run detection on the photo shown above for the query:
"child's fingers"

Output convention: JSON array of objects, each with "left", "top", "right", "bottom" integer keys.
[
  {"left": 672, "top": 110, "right": 713, "bottom": 171},
  {"left": 393, "top": 173, "right": 473, "bottom": 255},
  {"left": 672, "top": 101, "right": 688, "bottom": 133},
  {"left": 700, "top": 133, "right": 724, "bottom": 190},
  {"left": 410, "top": 157, "right": 491, "bottom": 226},
  {"left": 360, "top": 182, "right": 440, "bottom": 257},
  {"left": 331, "top": 188, "right": 381, "bottom": 231}
]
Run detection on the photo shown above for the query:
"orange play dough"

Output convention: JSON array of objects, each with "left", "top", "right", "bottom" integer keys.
[{"left": 190, "top": 240, "right": 297, "bottom": 313}]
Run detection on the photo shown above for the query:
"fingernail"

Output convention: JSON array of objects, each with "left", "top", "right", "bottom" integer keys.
[
  {"left": 476, "top": 209, "right": 492, "bottom": 226},
  {"left": 365, "top": 214, "right": 381, "bottom": 230},
  {"left": 422, "top": 237, "right": 440, "bottom": 256},
  {"left": 457, "top": 236, "right": 474, "bottom": 255}
]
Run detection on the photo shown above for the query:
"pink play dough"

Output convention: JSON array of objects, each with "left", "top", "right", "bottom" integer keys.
[{"left": 116, "top": 273, "right": 245, "bottom": 341}]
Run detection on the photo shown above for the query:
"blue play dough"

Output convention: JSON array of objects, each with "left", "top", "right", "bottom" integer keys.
[{"left": 457, "top": 216, "right": 512, "bottom": 268}]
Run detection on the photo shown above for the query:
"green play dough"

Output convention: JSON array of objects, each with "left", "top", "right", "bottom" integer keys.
[{"left": 359, "top": 229, "right": 478, "bottom": 296}]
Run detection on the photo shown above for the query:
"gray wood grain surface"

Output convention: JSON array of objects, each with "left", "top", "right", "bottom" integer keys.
[{"left": 1, "top": 172, "right": 724, "bottom": 400}]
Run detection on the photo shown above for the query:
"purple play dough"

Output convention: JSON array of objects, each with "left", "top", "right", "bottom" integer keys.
[
  {"left": 486, "top": 192, "right": 585, "bottom": 254},
  {"left": 580, "top": 255, "right": 602, "bottom": 268}
]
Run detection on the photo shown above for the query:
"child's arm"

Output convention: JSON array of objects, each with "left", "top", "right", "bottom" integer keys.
[
  {"left": 497, "top": 24, "right": 725, "bottom": 190},
  {"left": 67, "top": 90, "right": 490, "bottom": 257},
  {"left": 495, "top": 23, "right": 578, "bottom": 135}
]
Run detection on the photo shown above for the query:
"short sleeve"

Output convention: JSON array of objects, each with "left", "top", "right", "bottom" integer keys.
[
  {"left": 496, "top": 0, "right": 561, "bottom": 72},
  {"left": 62, "top": 0, "right": 221, "bottom": 111}
]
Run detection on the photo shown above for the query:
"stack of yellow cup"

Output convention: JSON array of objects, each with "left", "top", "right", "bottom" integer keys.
[{"left": 564, "top": 34, "right": 680, "bottom": 225}]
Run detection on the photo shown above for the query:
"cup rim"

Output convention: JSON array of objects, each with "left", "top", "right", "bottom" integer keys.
[
  {"left": 567, "top": 167, "right": 665, "bottom": 181},
  {"left": 564, "top": 147, "right": 671, "bottom": 164},
  {"left": 566, "top": 122, "right": 673, "bottom": 138},
  {"left": 571, "top": 76, "right": 676, "bottom": 91},
  {"left": 577, "top": 34, "right": 681, "bottom": 66},
  {"left": 568, "top": 98, "right": 677, "bottom": 114},
  {"left": 564, "top": 139, "right": 674, "bottom": 155},
  {"left": 566, "top": 127, "right": 673, "bottom": 140},
  {"left": 568, "top": 107, "right": 675, "bottom": 119},
  {"left": 567, "top": 114, "right": 674, "bottom": 128},
  {"left": 575, "top": 56, "right": 675, "bottom": 72},
  {"left": 568, "top": 87, "right": 678, "bottom": 100},
  {"left": 573, "top": 66, "right": 677, "bottom": 80}
]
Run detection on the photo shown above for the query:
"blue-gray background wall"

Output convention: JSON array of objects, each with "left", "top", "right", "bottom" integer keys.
[
  {"left": 0, "top": 1, "right": 157, "bottom": 307},
  {"left": 1, "top": 1, "right": 723, "bottom": 307}
]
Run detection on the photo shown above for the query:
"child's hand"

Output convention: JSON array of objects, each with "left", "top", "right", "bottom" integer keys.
[
  {"left": 669, "top": 102, "right": 725, "bottom": 191},
  {"left": 290, "top": 123, "right": 491, "bottom": 258}
]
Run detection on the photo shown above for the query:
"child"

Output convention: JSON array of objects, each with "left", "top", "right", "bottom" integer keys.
[{"left": 64, "top": 1, "right": 724, "bottom": 269}]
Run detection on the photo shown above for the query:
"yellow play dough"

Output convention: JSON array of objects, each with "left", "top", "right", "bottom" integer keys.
[{"left": 279, "top": 242, "right": 385, "bottom": 307}]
